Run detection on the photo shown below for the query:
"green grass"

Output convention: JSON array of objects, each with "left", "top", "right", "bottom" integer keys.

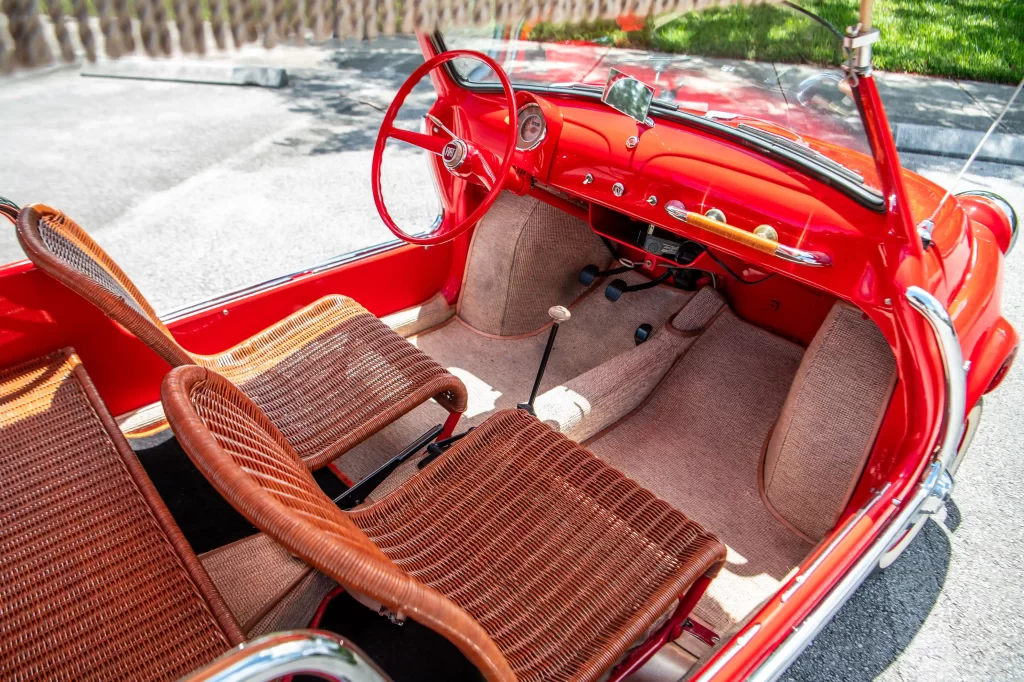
[{"left": 529, "top": 0, "right": 1023, "bottom": 84}]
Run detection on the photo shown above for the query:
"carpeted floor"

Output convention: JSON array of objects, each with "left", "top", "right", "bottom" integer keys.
[
  {"left": 587, "top": 309, "right": 813, "bottom": 634},
  {"left": 332, "top": 270, "right": 694, "bottom": 482},
  {"left": 334, "top": 284, "right": 814, "bottom": 638}
]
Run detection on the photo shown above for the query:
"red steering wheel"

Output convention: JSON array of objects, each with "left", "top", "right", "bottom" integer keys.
[{"left": 372, "top": 50, "right": 518, "bottom": 246}]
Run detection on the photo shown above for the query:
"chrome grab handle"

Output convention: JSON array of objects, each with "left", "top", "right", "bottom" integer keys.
[
  {"left": 663, "top": 201, "right": 831, "bottom": 267},
  {"left": 178, "top": 631, "right": 392, "bottom": 682}
]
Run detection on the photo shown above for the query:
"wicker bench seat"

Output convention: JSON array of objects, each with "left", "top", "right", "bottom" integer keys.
[
  {"left": 0, "top": 350, "right": 242, "bottom": 681},
  {"left": 162, "top": 366, "right": 728, "bottom": 682}
]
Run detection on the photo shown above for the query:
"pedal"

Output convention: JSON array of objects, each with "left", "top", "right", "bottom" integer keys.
[
  {"left": 605, "top": 269, "right": 673, "bottom": 302},
  {"left": 634, "top": 323, "right": 653, "bottom": 345},
  {"left": 579, "top": 258, "right": 638, "bottom": 286}
]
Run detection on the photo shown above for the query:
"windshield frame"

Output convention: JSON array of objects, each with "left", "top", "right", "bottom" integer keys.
[{"left": 430, "top": 31, "right": 885, "bottom": 212}]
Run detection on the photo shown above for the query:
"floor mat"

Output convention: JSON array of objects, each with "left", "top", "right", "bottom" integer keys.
[
  {"left": 133, "top": 429, "right": 348, "bottom": 553},
  {"left": 295, "top": 589, "right": 484, "bottom": 682},
  {"left": 333, "top": 272, "right": 693, "bottom": 481},
  {"left": 587, "top": 309, "right": 814, "bottom": 634}
]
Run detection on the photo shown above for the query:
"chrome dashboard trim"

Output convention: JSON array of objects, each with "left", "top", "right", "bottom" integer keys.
[
  {"left": 178, "top": 631, "right": 389, "bottom": 682},
  {"left": 697, "top": 286, "right": 967, "bottom": 682},
  {"left": 664, "top": 202, "right": 831, "bottom": 267}
]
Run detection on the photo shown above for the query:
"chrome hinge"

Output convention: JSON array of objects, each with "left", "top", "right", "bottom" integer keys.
[
  {"left": 843, "top": 25, "right": 881, "bottom": 76},
  {"left": 917, "top": 219, "right": 935, "bottom": 249}
]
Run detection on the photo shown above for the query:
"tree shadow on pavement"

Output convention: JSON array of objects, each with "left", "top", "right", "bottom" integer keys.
[
  {"left": 273, "top": 49, "right": 433, "bottom": 155},
  {"left": 782, "top": 517, "right": 951, "bottom": 682}
]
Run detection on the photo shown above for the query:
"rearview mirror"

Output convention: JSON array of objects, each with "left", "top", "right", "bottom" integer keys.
[{"left": 601, "top": 69, "right": 654, "bottom": 123}]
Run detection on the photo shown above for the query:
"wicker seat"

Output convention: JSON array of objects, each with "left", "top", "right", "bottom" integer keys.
[
  {"left": 0, "top": 350, "right": 243, "bottom": 681},
  {"left": 162, "top": 366, "right": 728, "bottom": 682},
  {"left": 16, "top": 204, "right": 468, "bottom": 470}
]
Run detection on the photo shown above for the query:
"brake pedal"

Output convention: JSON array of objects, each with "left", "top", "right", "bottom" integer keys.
[
  {"left": 578, "top": 258, "right": 638, "bottom": 286},
  {"left": 606, "top": 269, "right": 673, "bottom": 302}
]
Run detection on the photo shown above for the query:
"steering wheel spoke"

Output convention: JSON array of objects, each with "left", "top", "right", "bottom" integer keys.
[
  {"left": 372, "top": 50, "right": 518, "bottom": 246},
  {"left": 388, "top": 127, "right": 448, "bottom": 156}
]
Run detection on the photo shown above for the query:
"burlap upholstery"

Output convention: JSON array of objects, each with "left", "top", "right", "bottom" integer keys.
[
  {"left": 589, "top": 309, "right": 811, "bottom": 634},
  {"left": 0, "top": 349, "right": 242, "bottom": 681},
  {"left": 535, "top": 288, "right": 726, "bottom": 443},
  {"left": 200, "top": 533, "right": 313, "bottom": 634},
  {"left": 16, "top": 204, "right": 468, "bottom": 470},
  {"left": 458, "top": 192, "right": 611, "bottom": 337},
  {"left": 762, "top": 301, "right": 896, "bottom": 541},
  {"left": 162, "top": 365, "right": 727, "bottom": 682}
]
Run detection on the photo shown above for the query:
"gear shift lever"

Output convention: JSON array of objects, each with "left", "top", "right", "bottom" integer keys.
[{"left": 518, "top": 305, "right": 571, "bottom": 415}]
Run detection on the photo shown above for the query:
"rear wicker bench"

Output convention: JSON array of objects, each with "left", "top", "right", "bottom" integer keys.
[
  {"left": 0, "top": 350, "right": 242, "bottom": 681},
  {"left": 163, "top": 366, "right": 728, "bottom": 682}
]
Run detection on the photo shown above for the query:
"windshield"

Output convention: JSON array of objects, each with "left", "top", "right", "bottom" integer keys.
[{"left": 442, "top": 6, "right": 881, "bottom": 192}]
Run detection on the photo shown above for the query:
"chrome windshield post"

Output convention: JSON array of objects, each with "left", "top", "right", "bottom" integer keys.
[{"left": 177, "top": 631, "right": 391, "bottom": 682}]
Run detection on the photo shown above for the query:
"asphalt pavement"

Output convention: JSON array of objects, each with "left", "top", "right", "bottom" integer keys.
[{"left": 1, "top": 39, "right": 1023, "bottom": 682}]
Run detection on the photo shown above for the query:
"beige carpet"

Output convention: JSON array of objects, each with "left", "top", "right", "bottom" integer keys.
[
  {"left": 332, "top": 271, "right": 693, "bottom": 481},
  {"left": 587, "top": 309, "right": 813, "bottom": 634}
]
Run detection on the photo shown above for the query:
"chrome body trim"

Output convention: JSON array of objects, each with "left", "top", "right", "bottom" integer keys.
[
  {"left": 699, "top": 286, "right": 967, "bottom": 682},
  {"left": 956, "top": 190, "right": 1018, "bottom": 254},
  {"left": 160, "top": 240, "right": 404, "bottom": 323},
  {"left": 178, "top": 631, "right": 390, "bottom": 682}
]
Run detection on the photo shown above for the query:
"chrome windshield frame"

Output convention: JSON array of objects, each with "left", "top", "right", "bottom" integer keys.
[{"left": 429, "top": 32, "right": 885, "bottom": 212}]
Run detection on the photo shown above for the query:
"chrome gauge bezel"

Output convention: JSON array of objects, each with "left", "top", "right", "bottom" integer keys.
[{"left": 516, "top": 103, "right": 547, "bottom": 151}]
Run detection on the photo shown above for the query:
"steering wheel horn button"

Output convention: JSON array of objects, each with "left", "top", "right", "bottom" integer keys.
[{"left": 442, "top": 139, "right": 467, "bottom": 170}]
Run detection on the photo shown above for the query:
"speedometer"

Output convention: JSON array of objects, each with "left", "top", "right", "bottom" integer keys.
[{"left": 516, "top": 103, "right": 547, "bottom": 151}]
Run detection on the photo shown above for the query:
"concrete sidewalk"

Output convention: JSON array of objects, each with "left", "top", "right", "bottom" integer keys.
[{"left": 875, "top": 72, "right": 1023, "bottom": 164}]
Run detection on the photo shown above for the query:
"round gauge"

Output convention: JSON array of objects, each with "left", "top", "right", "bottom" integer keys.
[{"left": 516, "top": 103, "right": 547, "bottom": 151}]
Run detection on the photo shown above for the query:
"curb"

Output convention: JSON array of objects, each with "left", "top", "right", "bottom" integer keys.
[
  {"left": 80, "top": 59, "right": 287, "bottom": 88},
  {"left": 893, "top": 123, "right": 1024, "bottom": 166}
]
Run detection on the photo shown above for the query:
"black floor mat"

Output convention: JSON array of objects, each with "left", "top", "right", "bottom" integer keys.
[
  {"left": 132, "top": 429, "right": 258, "bottom": 554},
  {"left": 132, "top": 428, "right": 352, "bottom": 555},
  {"left": 299, "top": 591, "right": 484, "bottom": 682}
]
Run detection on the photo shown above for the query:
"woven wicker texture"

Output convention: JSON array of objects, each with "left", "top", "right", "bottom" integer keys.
[
  {"left": 762, "top": 302, "right": 896, "bottom": 541},
  {"left": 200, "top": 533, "right": 311, "bottom": 633},
  {"left": 248, "top": 570, "right": 337, "bottom": 637},
  {"left": 0, "top": 350, "right": 241, "bottom": 682},
  {"left": 162, "top": 367, "right": 726, "bottom": 682},
  {"left": 459, "top": 192, "right": 611, "bottom": 337},
  {"left": 16, "top": 204, "right": 467, "bottom": 470},
  {"left": 0, "top": 2, "right": 776, "bottom": 72},
  {"left": 588, "top": 309, "right": 811, "bottom": 634}
]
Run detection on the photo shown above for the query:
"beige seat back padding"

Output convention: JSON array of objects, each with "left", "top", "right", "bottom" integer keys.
[
  {"left": 458, "top": 192, "right": 611, "bottom": 336},
  {"left": 762, "top": 302, "right": 896, "bottom": 542}
]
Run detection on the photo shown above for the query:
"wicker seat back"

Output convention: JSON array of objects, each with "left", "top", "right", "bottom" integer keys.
[{"left": 17, "top": 205, "right": 192, "bottom": 365}]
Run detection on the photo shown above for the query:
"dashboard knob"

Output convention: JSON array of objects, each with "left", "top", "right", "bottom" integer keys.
[{"left": 612, "top": 183, "right": 625, "bottom": 197}]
